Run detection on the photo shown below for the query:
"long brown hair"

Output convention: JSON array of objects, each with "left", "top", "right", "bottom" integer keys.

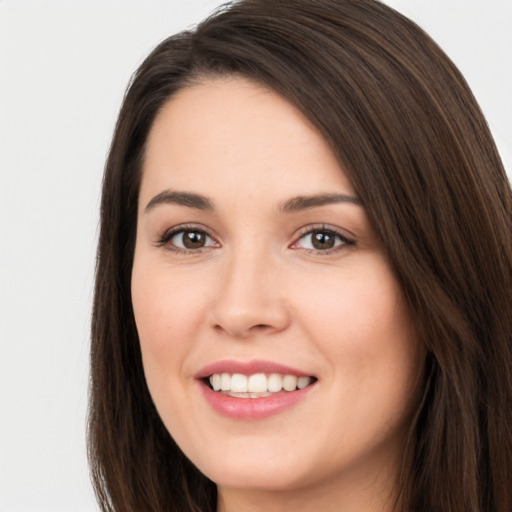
[{"left": 89, "top": 1, "right": 512, "bottom": 510}]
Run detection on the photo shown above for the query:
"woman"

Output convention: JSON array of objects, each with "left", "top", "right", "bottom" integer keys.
[{"left": 88, "top": 0, "right": 512, "bottom": 510}]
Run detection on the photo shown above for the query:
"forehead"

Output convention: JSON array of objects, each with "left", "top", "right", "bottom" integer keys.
[{"left": 140, "top": 77, "right": 355, "bottom": 203}]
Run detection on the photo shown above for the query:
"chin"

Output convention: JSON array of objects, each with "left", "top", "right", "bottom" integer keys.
[
  {"left": 200, "top": 459, "right": 310, "bottom": 492},
  {"left": 178, "top": 434, "right": 315, "bottom": 491}
]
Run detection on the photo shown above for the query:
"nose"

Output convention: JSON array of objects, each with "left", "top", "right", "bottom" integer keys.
[{"left": 209, "top": 250, "right": 290, "bottom": 339}]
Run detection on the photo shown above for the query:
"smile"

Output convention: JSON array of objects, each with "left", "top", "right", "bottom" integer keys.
[
  {"left": 208, "top": 372, "right": 315, "bottom": 398},
  {"left": 196, "top": 361, "right": 318, "bottom": 420}
]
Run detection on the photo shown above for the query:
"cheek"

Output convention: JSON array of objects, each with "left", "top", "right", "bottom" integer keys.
[
  {"left": 131, "top": 260, "right": 208, "bottom": 360},
  {"left": 131, "top": 260, "right": 208, "bottom": 427},
  {"left": 293, "top": 258, "right": 420, "bottom": 393},
  {"left": 296, "top": 261, "right": 409, "bottom": 340},
  {"left": 131, "top": 270, "right": 189, "bottom": 419},
  {"left": 292, "top": 265, "right": 422, "bottom": 466}
]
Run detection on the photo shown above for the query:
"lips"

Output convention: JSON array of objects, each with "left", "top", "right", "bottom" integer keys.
[{"left": 195, "top": 359, "right": 317, "bottom": 419}]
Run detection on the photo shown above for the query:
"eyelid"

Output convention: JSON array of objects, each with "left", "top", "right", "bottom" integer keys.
[
  {"left": 154, "top": 223, "right": 220, "bottom": 253},
  {"left": 290, "top": 224, "right": 355, "bottom": 253}
]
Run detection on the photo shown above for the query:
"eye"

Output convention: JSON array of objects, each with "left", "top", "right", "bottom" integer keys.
[
  {"left": 156, "top": 227, "right": 218, "bottom": 252},
  {"left": 292, "top": 227, "right": 353, "bottom": 253},
  {"left": 173, "top": 229, "right": 212, "bottom": 249}
]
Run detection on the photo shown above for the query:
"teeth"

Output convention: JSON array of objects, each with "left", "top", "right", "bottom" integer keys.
[
  {"left": 283, "top": 375, "right": 298, "bottom": 391},
  {"left": 297, "top": 376, "right": 311, "bottom": 389},
  {"left": 231, "top": 373, "right": 248, "bottom": 392},
  {"left": 221, "top": 373, "right": 231, "bottom": 391},
  {"left": 268, "top": 373, "right": 283, "bottom": 392},
  {"left": 208, "top": 372, "right": 313, "bottom": 394},
  {"left": 211, "top": 373, "right": 221, "bottom": 391},
  {"left": 248, "top": 373, "right": 267, "bottom": 393}
]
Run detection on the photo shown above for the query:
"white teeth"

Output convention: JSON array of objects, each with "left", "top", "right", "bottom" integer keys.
[
  {"left": 250, "top": 391, "right": 272, "bottom": 398},
  {"left": 231, "top": 373, "right": 248, "bottom": 392},
  {"left": 297, "top": 376, "right": 310, "bottom": 389},
  {"left": 248, "top": 373, "right": 267, "bottom": 393},
  {"left": 268, "top": 373, "right": 283, "bottom": 392},
  {"left": 221, "top": 373, "right": 231, "bottom": 391},
  {"left": 211, "top": 373, "right": 221, "bottom": 391},
  {"left": 208, "top": 372, "right": 314, "bottom": 394},
  {"left": 225, "top": 391, "right": 273, "bottom": 399},
  {"left": 283, "top": 375, "right": 298, "bottom": 391}
]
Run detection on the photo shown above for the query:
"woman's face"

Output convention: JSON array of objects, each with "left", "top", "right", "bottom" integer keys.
[{"left": 132, "top": 77, "right": 423, "bottom": 505}]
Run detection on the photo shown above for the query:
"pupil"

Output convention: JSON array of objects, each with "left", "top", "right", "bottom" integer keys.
[
  {"left": 183, "top": 231, "right": 205, "bottom": 249},
  {"left": 312, "top": 231, "right": 334, "bottom": 250}
]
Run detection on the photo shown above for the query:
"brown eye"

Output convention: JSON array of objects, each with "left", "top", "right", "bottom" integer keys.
[
  {"left": 182, "top": 230, "right": 206, "bottom": 249},
  {"left": 169, "top": 229, "right": 215, "bottom": 250},
  {"left": 293, "top": 228, "right": 352, "bottom": 253},
  {"left": 311, "top": 230, "right": 336, "bottom": 250}
]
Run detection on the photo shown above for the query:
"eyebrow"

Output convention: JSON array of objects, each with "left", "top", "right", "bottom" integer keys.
[
  {"left": 145, "top": 190, "right": 215, "bottom": 213},
  {"left": 144, "top": 189, "right": 362, "bottom": 214},
  {"left": 279, "top": 193, "right": 362, "bottom": 212}
]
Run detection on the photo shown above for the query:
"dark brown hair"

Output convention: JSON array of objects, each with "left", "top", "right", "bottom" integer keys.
[{"left": 89, "top": 0, "right": 512, "bottom": 510}]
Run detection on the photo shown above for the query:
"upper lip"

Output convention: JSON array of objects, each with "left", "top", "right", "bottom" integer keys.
[{"left": 195, "top": 359, "right": 315, "bottom": 379}]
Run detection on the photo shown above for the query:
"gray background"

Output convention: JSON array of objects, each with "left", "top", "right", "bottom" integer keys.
[{"left": 0, "top": 1, "right": 510, "bottom": 510}]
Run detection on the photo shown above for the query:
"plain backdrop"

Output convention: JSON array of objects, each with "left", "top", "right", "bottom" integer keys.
[{"left": 0, "top": 1, "right": 510, "bottom": 511}]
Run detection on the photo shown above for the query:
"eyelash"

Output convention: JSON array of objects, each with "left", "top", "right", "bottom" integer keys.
[
  {"left": 154, "top": 224, "right": 217, "bottom": 254},
  {"left": 291, "top": 225, "right": 355, "bottom": 254},
  {"left": 154, "top": 224, "right": 355, "bottom": 255}
]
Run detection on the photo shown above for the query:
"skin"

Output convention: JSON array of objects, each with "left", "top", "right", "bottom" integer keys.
[{"left": 131, "top": 77, "right": 424, "bottom": 512}]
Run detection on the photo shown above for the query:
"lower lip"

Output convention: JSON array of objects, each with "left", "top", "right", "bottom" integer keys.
[{"left": 199, "top": 381, "right": 316, "bottom": 420}]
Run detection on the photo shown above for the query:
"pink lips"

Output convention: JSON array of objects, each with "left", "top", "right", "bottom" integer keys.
[{"left": 195, "top": 359, "right": 317, "bottom": 420}]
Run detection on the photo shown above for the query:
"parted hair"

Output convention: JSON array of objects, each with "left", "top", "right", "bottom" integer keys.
[{"left": 88, "top": 0, "right": 512, "bottom": 510}]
